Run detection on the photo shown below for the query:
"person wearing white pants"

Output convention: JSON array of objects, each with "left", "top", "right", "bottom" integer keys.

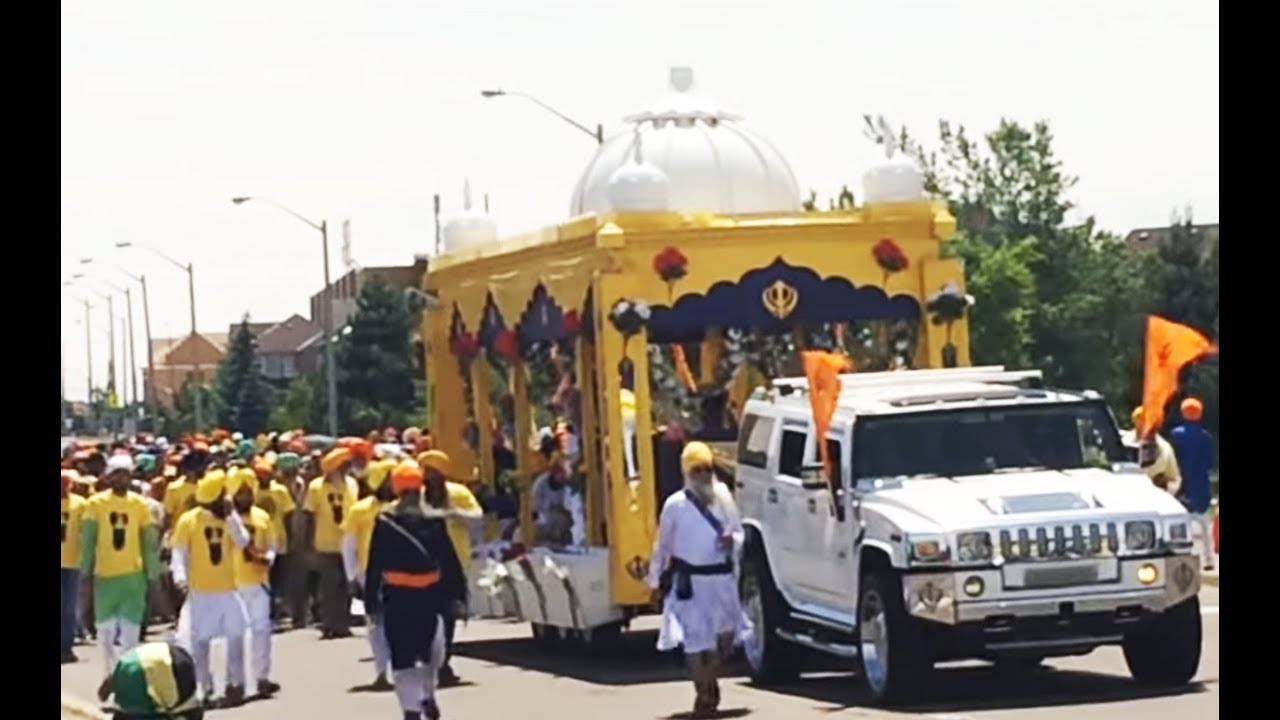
[
  {"left": 342, "top": 459, "right": 397, "bottom": 689},
  {"left": 230, "top": 468, "right": 283, "bottom": 697},
  {"left": 170, "top": 469, "right": 253, "bottom": 706}
]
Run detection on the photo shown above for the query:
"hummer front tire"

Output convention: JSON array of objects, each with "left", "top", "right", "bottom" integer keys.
[
  {"left": 1122, "top": 596, "right": 1202, "bottom": 686},
  {"left": 739, "top": 546, "right": 799, "bottom": 685}
]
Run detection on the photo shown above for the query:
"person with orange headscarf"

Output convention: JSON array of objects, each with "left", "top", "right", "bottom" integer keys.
[
  {"left": 364, "top": 460, "right": 465, "bottom": 720},
  {"left": 1124, "top": 407, "right": 1181, "bottom": 496},
  {"left": 1170, "top": 397, "right": 1216, "bottom": 570},
  {"left": 303, "top": 448, "right": 359, "bottom": 638}
]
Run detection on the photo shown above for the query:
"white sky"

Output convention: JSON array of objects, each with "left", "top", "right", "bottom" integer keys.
[{"left": 60, "top": 0, "right": 1218, "bottom": 403}]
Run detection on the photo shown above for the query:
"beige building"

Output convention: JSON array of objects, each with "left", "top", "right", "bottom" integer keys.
[
  {"left": 144, "top": 333, "right": 228, "bottom": 408},
  {"left": 307, "top": 259, "right": 428, "bottom": 330}
]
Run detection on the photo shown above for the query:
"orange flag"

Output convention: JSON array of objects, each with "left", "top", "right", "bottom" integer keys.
[
  {"left": 1140, "top": 315, "right": 1215, "bottom": 438},
  {"left": 802, "top": 350, "right": 854, "bottom": 487}
]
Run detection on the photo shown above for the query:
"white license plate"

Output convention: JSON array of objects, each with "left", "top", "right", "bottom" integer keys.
[{"left": 1002, "top": 559, "right": 1119, "bottom": 589}]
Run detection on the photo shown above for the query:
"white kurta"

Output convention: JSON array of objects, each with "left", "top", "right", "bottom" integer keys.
[{"left": 647, "top": 482, "right": 754, "bottom": 654}]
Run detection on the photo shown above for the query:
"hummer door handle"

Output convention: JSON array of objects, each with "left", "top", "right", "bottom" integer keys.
[
  {"left": 767, "top": 488, "right": 778, "bottom": 504},
  {"left": 807, "top": 497, "right": 817, "bottom": 513}
]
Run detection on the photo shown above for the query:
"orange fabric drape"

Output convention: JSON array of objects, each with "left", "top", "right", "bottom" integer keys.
[
  {"left": 1140, "top": 315, "right": 1215, "bottom": 438},
  {"left": 802, "top": 350, "right": 852, "bottom": 487},
  {"left": 671, "top": 344, "right": 698, "bottom": 393}
]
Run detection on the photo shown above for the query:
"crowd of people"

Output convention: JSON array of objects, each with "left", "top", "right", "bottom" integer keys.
[{"left": 61, "top": 428, "right": 484, "bottom": 720}]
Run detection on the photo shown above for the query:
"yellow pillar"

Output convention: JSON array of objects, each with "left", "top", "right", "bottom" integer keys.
[
  {"left": 428, "top": 310, "right": 471, "bottom": 472},
  {"left": 699, "top": 329, "right": 722, "bottom": 383},
  {"left": 469, "top": 353, "right": 496, "bottom": 486},
  {"left": 510, "top": 356, "right": 535, "bottom": 548},
  {"left": 920, "top": 258, "right": 972, "bottom": 368},
  {"left": 596, "top": 277, "right": 652, "bottom": 606},
  {"left": 576, "top": 335, "right": 604, "bottom": 546}
]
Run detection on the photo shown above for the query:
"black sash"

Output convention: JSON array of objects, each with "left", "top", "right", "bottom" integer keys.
[{"left": 659, "top": 489, "right": 733, "bottom": 600}]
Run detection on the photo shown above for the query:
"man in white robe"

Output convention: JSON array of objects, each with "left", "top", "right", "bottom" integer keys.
[{"left": 647, "top": 442, "right": 753, "bottom": 719}]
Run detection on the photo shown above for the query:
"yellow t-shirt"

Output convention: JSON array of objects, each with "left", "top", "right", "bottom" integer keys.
[
  {"left": 341, "top": 497, "right": 387, "bottom": 575},
  {"left": 254, "top": 482, "right": 297, "bottom": 555},
  {"left": 61, "top": 494, "right": 88, "bottom": 569},
  {"left": 163, "top": 478, "right": 199, "bottom": 519},
  {"left": 171, "top": 508, "right": 238, "bottom": 594},
  {"left": 86, "top": 491, "right": 153, "bottom": 578},
  {"left": 445, "top": 482, "right": 481, "bottom": 574},
  {"left": 305, "top": 477, "right": 358, "bottom": 554},
  {"left": 233, "top": 507, "right": 276, "bottom": 588}
]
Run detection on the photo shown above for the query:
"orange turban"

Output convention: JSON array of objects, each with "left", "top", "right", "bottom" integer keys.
[
  {"left": 321, "top": 448, "right": 352, "bottom": 475},
  {"left": 418, "top": 450, "right": 452, "bottom": 479},
  {"left": 1181, "top": 397, "right": 1204, "bottom": 421},
  {"left": 391, "top": 460, "right": 425, "bottom": 494},
  {"left": 253, "top": 458, "right": 275, "bottom": 479}
]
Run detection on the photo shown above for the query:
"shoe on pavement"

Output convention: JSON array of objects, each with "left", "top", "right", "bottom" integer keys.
[
  {"left": 438, "top": 666, "right": 460, "bottom": 688},
  {"left": 423, "top": 698, "right": 441, "bottom": 720},
  {"left": 257, "top": 679, "right": 282, "bottom": 696},
  {"left": 224, "top": 684, "right": 246, "bottom": 707},
  {"left": 371, "top": 674, "right": 393, "bottom": 691},
  {"left": 403, "top": 713, "right": 422, "bottom": 720},
  {"left": 96, "top": 676, "right": 114, "bottom": 702},
  {"left": 61, "top": 650, "right": 78, "bottom": 664},
  {"left": 332, "top": 629, "right": 354, "bottom": 639}
]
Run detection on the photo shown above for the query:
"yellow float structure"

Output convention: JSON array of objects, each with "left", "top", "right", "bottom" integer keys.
[{"left": 424, "top": 67, "right": 971, "bottom": 640}]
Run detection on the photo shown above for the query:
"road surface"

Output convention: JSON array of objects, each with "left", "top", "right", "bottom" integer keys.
[{"left": 62, "top": 586, "right": 1219, "bottom": 719}]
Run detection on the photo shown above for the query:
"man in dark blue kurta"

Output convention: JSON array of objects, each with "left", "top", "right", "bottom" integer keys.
[
  {"left": 365, "top": 460, "right": 466, "bottom": 720},
  {"left": 1170, "top": 397, "right": 1215, "bottom": 570}
]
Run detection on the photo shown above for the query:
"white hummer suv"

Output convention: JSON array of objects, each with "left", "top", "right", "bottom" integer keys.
[{"left": 736, "top": 367, "right": 1202, "bottom": 705}]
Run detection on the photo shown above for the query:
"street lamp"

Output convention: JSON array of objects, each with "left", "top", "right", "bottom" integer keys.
[
  {"left": 73, "top": 274, "right": 119, "bottom": 407},
  {"left": 61, "top": 282, "right": 94, "bottom": 417},
  {"left": 232, "top": 196, "right": 339, "bottom": 437},
  {"left": 82, "top": 258, "right": 160, "bottom": 428},
  {"left": 77, "top": 266, "right": 141, "bottom": 420},
  {"left": 115, "top": 242, "right": 203, "bottom": 431},
  {"left": 480, "top": 88, "right": 604, "bottom": 144}
]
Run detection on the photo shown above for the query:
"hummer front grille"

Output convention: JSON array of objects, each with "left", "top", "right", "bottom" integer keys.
[{"left": 999, "top": 522, "right": 1120, "bottom": 561}]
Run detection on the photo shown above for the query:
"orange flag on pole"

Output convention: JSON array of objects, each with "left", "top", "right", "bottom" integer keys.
[
  {"left": 802, "top": 350, "right": 854, "bottom": 488},
  {"left": 1140, "top": 315, "right": 1215, "bottom": 438}
]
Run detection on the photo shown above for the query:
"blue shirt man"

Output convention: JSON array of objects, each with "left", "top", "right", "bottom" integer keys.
[{"left": 1169, "top": 397, "right": 1214, "bottom": 514}]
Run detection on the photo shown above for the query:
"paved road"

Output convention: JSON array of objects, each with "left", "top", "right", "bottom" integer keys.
[{"left": 63, "top": 586, "right": 1219, "bottom": 720}]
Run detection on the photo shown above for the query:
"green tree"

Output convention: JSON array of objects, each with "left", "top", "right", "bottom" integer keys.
[
  {"left": 863, "top": 115, "right": 1152, "bottom": 407},
  {"left": 268, "top": 374, "right": 319, "bottom": 432},
  {"left": 159, "top": 380, "right": 219, "bottom": 435},
  {"left": 335, "top": 278, "right": 417, "bottom": 434},
  {"left": 216, "top": 317, "right": 272, "bottom": 432}
]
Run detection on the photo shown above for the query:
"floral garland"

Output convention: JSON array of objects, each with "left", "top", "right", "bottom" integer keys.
[
  {"left": 652, "top": 246, "right": 689, "bottom": 302},
  {"left": 872, "top": 237, "right": 909, "bottom": 290},
  {"left": 493, "top": 329, "right": 520, "bottom": 362},
  {"left": 608, "top": 299, "right": 651, "bottom": 339},
  {"left": 927, "top": 282, "right": 975, "bottom": 368}
]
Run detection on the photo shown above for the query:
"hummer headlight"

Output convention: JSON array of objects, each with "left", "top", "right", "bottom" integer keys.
[
  {"left": 956, "top": 531, "right": 993, "bottom": 563},
  {"left": 908, "top": 535, "right": 950, "bottom": 563},
  {"left": 1125, "top": 520, "right": 1157, "bottom": 551}
]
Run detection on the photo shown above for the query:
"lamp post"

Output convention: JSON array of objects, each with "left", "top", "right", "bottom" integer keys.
[
  {"left": 232, "top": 196, "right": 339, "bottom": 437},
  {"left": 479, "top": 89, "right": 604, "bottom": 144},
  {"left": 115, "top": 242, "right": 202, "bottom": 431},
  {"left": 62, "top": 282, "right": 94, "bottom": 428},
  {"left": 74, "top": 275, "right": 118, "bottom": 408},
  {"left": 78, "top": 268, "right": 139, "bottom": 415},
  {"left": 81, "top": 259, "right": 159, "bottom": 429}
]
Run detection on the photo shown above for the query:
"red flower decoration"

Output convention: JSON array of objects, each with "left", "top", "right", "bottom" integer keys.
[
  {"left": 450, "top": 332, "right": 480, "bottom": 361},
  {"left": 494, "top": 329, "right": 520, "bottom": 361},
  {"left": 562, "top": 309, "right": 582, "bottom": 337},
  {"left": 652, "top": 246, "right": 689, "bottom": 283},
  {"left": 872, "top": 238, "right": 909, "bottom": 274}
]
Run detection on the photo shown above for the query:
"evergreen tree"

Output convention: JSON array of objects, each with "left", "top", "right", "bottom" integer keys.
[
  {"left": 269, "top": 375, "right": 320, "bottom": 432},
  {"left": 216, "top": 316, "right": 271, "bottom": 432},
  {"left": 335, "top": 278, "right": 417, "bottom": 434}
]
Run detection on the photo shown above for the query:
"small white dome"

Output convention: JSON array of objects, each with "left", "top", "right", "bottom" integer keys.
[
  {"left": 442, "top": 181, "right": 498, "bottom": 252},
  {"left": 607, "top": 134, "right": 670, "bottom": 212},
  {"left": 571, "top": 67, "right": 800, "bottom": 216},
  {"left": 862, "top": 159, "right": 926, "bottom": 205}
]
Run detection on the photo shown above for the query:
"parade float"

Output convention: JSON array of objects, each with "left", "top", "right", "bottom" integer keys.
[{"left": 424, "top": 67, "right": 973, "bottom": 641}]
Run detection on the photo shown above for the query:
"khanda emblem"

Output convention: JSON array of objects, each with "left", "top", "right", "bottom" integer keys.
[
  {"left": 762, "top": 280, "right": 798, "bottom": 320},
  {"left": 327, "top": 492, "right": 344, "bottom": 525},
  {"left": 255, "top": 493, "right": 277, "bottom": 517},
  {"left": 109, "top": 512, "right": 129, "bottom": 551},
  {"left": 61, "top": 512, "right": 69, "bottom": 543},
  {"left": 204, "top": 526, "right": 225, "bottom": 565},
  {"left": 625, "top": 556, "right": 649, "bottom": 581}
]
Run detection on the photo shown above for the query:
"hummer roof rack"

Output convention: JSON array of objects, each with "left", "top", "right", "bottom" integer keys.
[{"left": 770, "top": 366, "right": 1045, "bottom": 395}]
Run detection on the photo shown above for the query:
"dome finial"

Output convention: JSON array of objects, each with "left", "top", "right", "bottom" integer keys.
[
  {"left": 670, "top": 66, "right": 694, "bottom": 93},
  {"left": 632, "top": 126, "right": 645, "bottom": 165},
  {"left": 463, "top": 179, "right": 473, "bottom": 211}
]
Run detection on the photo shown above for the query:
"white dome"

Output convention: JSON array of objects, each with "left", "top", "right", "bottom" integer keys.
[
  {"left": 571, "top": 67, "right": 800, "bottom": 216},
  {"left": 442, "top": 182, "right": 498, "bottom": 252},
  {"left": 607, "top": 137, "right": 670, "bottom": 212},
  {"left": 862, "top": 159, "right": 926, "bottom": 205}
]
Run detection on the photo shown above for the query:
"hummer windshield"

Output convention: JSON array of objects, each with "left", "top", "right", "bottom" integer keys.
[{"left": 853, "top": 400, "right": 1127, "bottom": 480}]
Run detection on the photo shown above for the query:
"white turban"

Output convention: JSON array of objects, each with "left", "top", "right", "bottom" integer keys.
[{"left": 107, "top": 454, "right": 135, "bottom": 473}]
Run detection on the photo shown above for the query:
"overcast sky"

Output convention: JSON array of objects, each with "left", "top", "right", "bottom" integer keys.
[{"left": 60, "top": 0, "right": 1218, "bottom": 402}]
